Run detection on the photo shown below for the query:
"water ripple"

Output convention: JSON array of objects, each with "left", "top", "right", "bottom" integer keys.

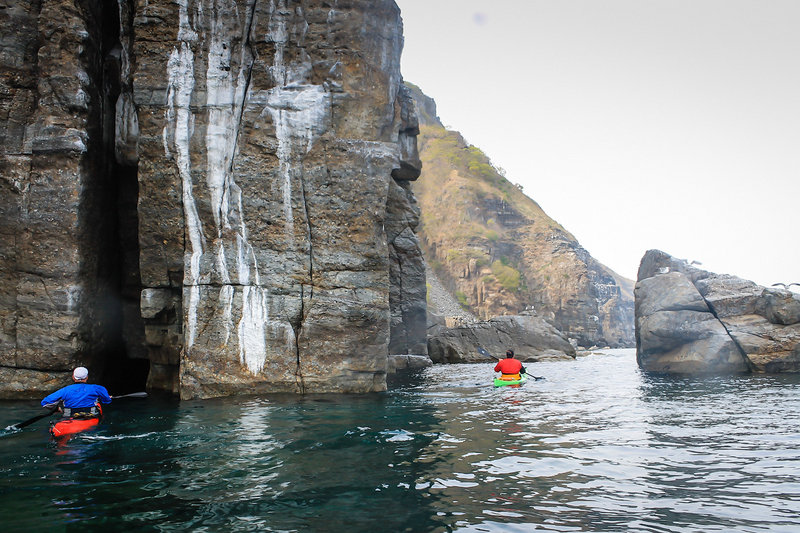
[{"left": 1, "top": 350, "right": 799, "bottom": 531}]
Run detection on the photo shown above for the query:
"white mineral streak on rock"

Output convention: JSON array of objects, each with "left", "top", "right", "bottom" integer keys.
[
  {"left": 216, "top": 244, "right": 231, "bottom": 284},
  {"left": 205, "top": 8, "right": 237, "bottom": 234},
  {"left": 166, "top": 44, "right": 203, "bottom": 283},
  {"left": 238, "top": 286, "right": 269, "bottom": 374},
  {"left": 238, "top": 284, "right": 272, "bottom": 375},
  {"left": 205, "top": 7, "right": 239, "bottom": 285},
  {"left": 165, "top": 0, "right": 202, "bottom": 348},
  {"left": 266, "top": 86, "right": 329, "bottom": 241},
  {"left": 187, "top": 285, "right": 200, "bottom": 349},
  {"left": 176, "top": 0, "right": 198, "bottom": 43},
  {"left": 220, "top": 285, "right": 234, "bottom": 346},
  {"left": 165, "top": 1, "right": 203, "bottom": 284},
  {"left": 267, "top": 0, "right": 289, "bottom": 85},
  {"left": 115, "top": 92, "right": 139, "bottom": 164},
  {"left": 66, "top": 286, "right": 81, "bottom": 314},
  {"left": 202, "top": 3, "right": 271, "bottom": 373},
  {"left": 265, "top": 1, "right": 329, "bottom": 242},
  {"left": 236, "top": 233, "right": 250, "bottom": 284}
]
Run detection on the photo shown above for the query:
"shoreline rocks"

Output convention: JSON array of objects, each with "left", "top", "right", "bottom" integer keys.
[
  {"left": 635, "top": 250, "right": 800, "bottom": 374},
  {"left": 428, "top": 314, "right": 576, "bottom": 364}
]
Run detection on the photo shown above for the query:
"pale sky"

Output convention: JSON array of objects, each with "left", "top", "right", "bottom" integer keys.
[{"left": 396, "top": 0, "right": 800, "bottom": 288}]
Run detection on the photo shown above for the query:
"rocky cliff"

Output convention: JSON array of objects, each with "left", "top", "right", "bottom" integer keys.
[
  {"left": 0, "top": 0, "right": 426, "bottom": 399},
  {"left": 636, "top": 250, "right": 800, "bottom": 374},
  {"left": 407, "top": 84, "right": 634, "bottom": 349}
]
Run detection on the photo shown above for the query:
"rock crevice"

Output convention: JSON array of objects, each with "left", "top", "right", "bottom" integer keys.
[{"left": 635, "top": 250, "right": 800, "bottom": 374}]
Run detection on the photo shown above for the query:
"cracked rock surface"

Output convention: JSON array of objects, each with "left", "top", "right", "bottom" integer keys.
[{"left": 635, "top": 250, "right": 800, "bottom": 374}]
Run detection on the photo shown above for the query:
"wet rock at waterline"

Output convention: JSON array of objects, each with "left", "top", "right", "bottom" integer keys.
[
  {"left": 428, "top": 315, "right": 576, "bottom": 364},
  {"left": 388, "top": 354, "right": 433, "bottom": 372},
  {"left": 635, "top": 250, "right": 800, "bottom": 374},
  {"left": 0, "top": 1, "right": 429, "bottom": 399}
]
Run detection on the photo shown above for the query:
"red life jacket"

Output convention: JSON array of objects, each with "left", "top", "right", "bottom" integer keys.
[{"left": 494, "top": 358, "right": 522, "bottom": 375}]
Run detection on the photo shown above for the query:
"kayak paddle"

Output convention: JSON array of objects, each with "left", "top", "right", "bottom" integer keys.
[
  {"left": 5, "top": 406, "right": 59, "bottom": 431},
  {"left": 4, "top": 392, "right": 146, "bottom": 432},
  {"left": 477, "top": 347, "right": 545, "bottom": 380},
  {"left": 111, "top": 392, "right": 148, "bottom": 399},
  {"left": 477, "top": 347, "right": 500, "bottom": 361}
]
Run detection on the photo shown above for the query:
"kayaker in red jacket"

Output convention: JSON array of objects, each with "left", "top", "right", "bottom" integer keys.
[{"left": 494, "top": 349, "right": 527, "bottom": 381}]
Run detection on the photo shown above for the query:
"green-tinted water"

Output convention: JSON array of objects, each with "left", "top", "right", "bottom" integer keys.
[{"left": 2, "top": 350, "right": 800, "bottom": 532}]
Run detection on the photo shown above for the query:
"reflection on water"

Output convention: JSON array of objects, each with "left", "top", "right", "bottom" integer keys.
[{"left": 1, "top": 349, "right": 799, "bottom": 532}]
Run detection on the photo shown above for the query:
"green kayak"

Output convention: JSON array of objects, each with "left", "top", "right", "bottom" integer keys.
[{"left": 494, "top": 374, "right": 528, "bottom": 388}]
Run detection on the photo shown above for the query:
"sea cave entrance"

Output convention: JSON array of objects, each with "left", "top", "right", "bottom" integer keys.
[{"left": 81, "top": 0, "right": 149, "bottom": 395}]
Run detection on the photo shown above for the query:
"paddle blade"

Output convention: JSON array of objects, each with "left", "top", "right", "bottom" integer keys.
[{"left": 477, "top": 347, "right": 498, "bottom": 360}]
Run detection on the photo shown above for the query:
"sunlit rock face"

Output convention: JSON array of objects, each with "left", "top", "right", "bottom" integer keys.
[
  {"left": 635, "top": 250, "right": 800, "bottom": 374},
  {"left": 0, "top": 0, "right": 426, "bottom": 399}
]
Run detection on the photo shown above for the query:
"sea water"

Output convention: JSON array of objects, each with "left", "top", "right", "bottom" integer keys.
[{"left": 1, "top": 349, "right": 799, "bottom": 532}]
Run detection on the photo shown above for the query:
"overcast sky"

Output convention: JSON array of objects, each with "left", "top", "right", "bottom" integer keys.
[{"left": 395, "top": 0, "right": 800, "bottom": 288}]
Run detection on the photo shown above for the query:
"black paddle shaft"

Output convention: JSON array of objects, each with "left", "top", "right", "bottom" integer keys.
[
  {"left": 7, "top": 407, "right": 59, "bottom": 431},
  {"left": 111, "top": 392, "right": 148, "bottom": 399}
]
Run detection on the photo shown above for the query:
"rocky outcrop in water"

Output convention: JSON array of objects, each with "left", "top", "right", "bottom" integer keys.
[
  {"left": 635, "top": 250, "right": 800, "bottom": 374},
  {"left": 0, "top": 0, "right": 426, "bottom": 399},
  {"left": 428, "top": 314, "right": 576, "bottom": 364}
]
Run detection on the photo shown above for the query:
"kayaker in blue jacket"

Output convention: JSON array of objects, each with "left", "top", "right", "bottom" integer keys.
[{"left": 41, "top": 367, "right": 112, "bottom": 417}]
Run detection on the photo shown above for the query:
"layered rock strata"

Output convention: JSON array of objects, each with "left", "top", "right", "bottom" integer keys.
[
  {"left": 635, "top": 250, "right": 800, "bottom": 374},
  {"left": 0, "top": 0, "right": 426, "bottom": 399}
]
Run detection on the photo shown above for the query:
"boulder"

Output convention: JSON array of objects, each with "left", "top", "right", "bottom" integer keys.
[
  {"left": 428, "top": 315, "right": 576, "bottom": 364},
  {"left": 763, "top": 288, "right": 800, "bottom": 326},
  {"left": 388, "top": 354, "right": 433, "bottom": 372},
  {"left": 635, "top": 270, "right": 748, "bottom": 373},
  {"left": 635, "top": 250, "right": 800, "bottom": 374}
]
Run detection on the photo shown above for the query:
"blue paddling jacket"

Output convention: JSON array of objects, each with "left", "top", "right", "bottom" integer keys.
[{"left": 41, "top": 383, "right": 112, "bottom": 409}]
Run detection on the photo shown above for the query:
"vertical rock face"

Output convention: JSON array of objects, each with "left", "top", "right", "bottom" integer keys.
[
  {"left": 635, "top": 250, "right": 800, "bottom": 374},
  {"left": 0, "top": 0, "right": 425, "bottom": 399},
  {"left": 1, "top": 0, "right": 138, "bottom": 396}
]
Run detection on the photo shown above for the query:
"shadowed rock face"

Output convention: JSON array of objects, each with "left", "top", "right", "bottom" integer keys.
[
  {"left": 635, "top": 250, "right": 800, "bottom": 374},
  {"left": 0, "top": 0, "right": 426, "bottom": 399}
]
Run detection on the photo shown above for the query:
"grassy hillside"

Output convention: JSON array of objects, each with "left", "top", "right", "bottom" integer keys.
[{"left": 408, "top": 84, "right": 634, "bottom": 347}]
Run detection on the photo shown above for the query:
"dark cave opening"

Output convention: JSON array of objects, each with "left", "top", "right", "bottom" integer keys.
[{"left": 83, "top": 0, "right": 148, "bottom": 395}]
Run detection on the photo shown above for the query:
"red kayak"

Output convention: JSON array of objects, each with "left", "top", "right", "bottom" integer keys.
[
  {"left": 50, "top": 405, "right": 102, "bottom": 438},
  {"left": 50, "top": 417, "right": 100, "bottom": 438}
]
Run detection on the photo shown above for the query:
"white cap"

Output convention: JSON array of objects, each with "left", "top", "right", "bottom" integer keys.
[{"left": 73, "top": 367, "right": 89, "bottom": 380}]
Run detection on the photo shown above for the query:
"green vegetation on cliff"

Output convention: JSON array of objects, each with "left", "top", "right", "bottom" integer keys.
[{"left": 407, "top": 82, "right": 635, "bottom": 348}]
